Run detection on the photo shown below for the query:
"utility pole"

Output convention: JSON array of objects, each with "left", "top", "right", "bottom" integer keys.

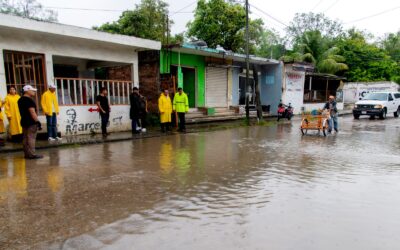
[{"left": 245, "top": 0, "right": 250, "bottom": 124}]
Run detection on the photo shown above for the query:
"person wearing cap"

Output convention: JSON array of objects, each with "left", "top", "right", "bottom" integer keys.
[
  {"left": 18, "top": 85, "right": 43, "bottom": 159},
  {"left": 173, "top": 87, "right": 189, "bottom": 133},
  {"left": 41, "top": 83, "right": 61, "bottom": 141},
  {"left": 323, "top": 95, "right": 339, "bottom": 133}
]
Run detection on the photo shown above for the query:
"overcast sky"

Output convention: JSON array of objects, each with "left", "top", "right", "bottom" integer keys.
[{"left": 37, "top": 0, "right": 400, "bottom": 38}]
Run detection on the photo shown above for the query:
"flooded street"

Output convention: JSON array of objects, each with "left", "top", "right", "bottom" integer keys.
[{"left": 1, "top": 116, "right": 400, "bottom": 250}]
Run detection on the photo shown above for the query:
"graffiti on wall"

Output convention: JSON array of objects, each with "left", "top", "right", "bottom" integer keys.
[
  {"left": 65, "top": 108, "right": 101, "bottom": 135},
  {"left": 112, "top": 116, "right": 123, "bottom": 126}
]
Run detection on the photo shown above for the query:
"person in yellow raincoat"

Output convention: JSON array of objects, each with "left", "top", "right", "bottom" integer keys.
[
  {"left": 41, "top": 84, "right": 61, "bottom": 141},
  {"left": 0, "top": 95, "right": 5, "bottom": 146},
  {"left": 4, "top": 86, "right": 22, "bottom": 141},
  {"left": 173, "top": 87, "right": 189, "bottom": 133},
  {"left": 158, "top": 89, "right": 172, "bottom": 133}
]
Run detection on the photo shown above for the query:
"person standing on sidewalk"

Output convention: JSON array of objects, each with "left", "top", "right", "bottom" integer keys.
[
  {"left": 0, "top": 95, "right": 5, "bottom": 146},
  {"left": 41, "top": 84, "right": 61, "bottom": 141},
  {"left": 129, "top": 87, "right": 141, "bottom": 134},
  {"left": 4, "top": 86, "right": 22, "bottom": 142},
  {"left": 139, "top": 91, "right": 148, "bottom": 133},
  {"left": 173, "top": 87, "right": 189, "bottom": 133},
  {"left": 96, "top": 87, "right": 111, "bottom": 137},
  {"left": 158, "top": 89, "right": 172, "bottom": 133},
  {"left": 324, "top": 95, "right": 339, "bottom": 133},
  {"left": 18, "top": 85, "right": 43, "bottom": 159}
]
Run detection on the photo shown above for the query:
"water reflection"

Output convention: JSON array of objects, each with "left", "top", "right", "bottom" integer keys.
[
  {"left": 159, "top": 142, "right": 173, "bottom": 174},
  {"left": 1, "top": 117, "right": 400, "bottom": 249},
  {"left": 0, "top": 158, "right": 27, "bottom": 202}
]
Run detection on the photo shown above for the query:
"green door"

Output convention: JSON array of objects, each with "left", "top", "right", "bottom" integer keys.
[{"left": 183, "top": 68, "right": 196, "bottom": 108}]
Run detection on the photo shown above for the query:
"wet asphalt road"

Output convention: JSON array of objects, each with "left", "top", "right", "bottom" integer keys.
[{"left": 1, "top": 116, "right": 400, "bottom": 250}]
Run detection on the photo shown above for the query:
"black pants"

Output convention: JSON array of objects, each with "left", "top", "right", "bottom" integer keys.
[
  {"left": 178, "top": 112, "right": 186, "bottom": 131},
  {"left": 160, "top": 122, "right": 171, "bottom": 132},
  {"left": 140, "top": 112, "right": 147, "bottom": 128},
  {"left": 100, "top": 113, "right": 110, "bottom": 135}
]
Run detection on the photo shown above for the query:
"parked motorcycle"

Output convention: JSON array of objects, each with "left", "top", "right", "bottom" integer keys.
[{"left": 277, "top": 103, "right": 294, "bottom": 121}]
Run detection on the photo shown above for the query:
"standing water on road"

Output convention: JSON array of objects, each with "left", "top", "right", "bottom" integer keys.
[{"left": 1, "top": 117, "right": 400, "bottom": 249}]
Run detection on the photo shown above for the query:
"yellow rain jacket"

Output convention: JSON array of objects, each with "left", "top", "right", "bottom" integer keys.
[
  {"left": 0, "top": 97, "right": 5, "bottom": 133},
  {"left": 173, "top": 92, "right": 189, "bottom": 113},
  {"left": 41, "top": 90, "right": 59, "bottom": 116},
  {"left": 5, "top": 94, "right": 22, "bottom": 136},
  {"left": 158, "top": 94, "right": 172, "bottom": 123}
]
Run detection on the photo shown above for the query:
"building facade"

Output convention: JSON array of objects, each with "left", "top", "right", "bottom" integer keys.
[
  {"left": 281, "top": 63, "right": 345, "bottom": 113},
  {"left": 0, "top": 14, "right": 161, "bottom": 136},
  {"left": 160, "top": 44, "right": 282, "bottom": 114}
]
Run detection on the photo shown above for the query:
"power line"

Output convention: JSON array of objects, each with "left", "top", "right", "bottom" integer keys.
[
  {"left": 43, "top": 6, "right": 193, "bottom": 15},
  {"left": 250, "top": 10, "right": 286, "bottom": 32},
  {"left": 249, "top": 4, "right": 288, "bottom": 28},
  {"left": 45, "top": 6, "right": 125, "bottom": 12},
  {"left": 322, "top": 0, "right": 340, "bottom": 13},
  {"left": 345, "top": 6, "right": 400, "bottom": 24},
  {"left": 311, "top": 0, "right": 324, "bottom": 11},
  {"left": 170, "top": 0, "right": 197, "bottom": 17}
]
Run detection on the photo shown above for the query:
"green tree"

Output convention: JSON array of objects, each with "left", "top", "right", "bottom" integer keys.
[
  {"left": 187, "top": 0, "right": 244, "bottom": 51},
  {"left": 381, "top": 31, "right": 400, "bottom": 63},
  {"left": 281, "top": 30, "right": 347, "bottom": 75},
  {"left": 337, "top": 29, "right": 399, "bottom": 82},
  {"left": 0, "top": 0, "right": 57, "bottom": 21},
  {"left": 187, "top": 0, "right": 264, "bottom": 53},
  {"left": 95, "top": 0, "right": 171, "bottom": 42},
  {"left": 253, "top": 29, "right": 285, "bottom": 59},
  {"left": 286, "top": 12, "right": 343, "bottom": 44},
  {"left": 169, "top": 32, "right": 185, "bottom": 45}
]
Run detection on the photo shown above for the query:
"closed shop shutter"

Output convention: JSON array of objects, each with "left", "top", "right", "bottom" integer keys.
[{"left": 206, "top": 67, "right": 228, "bottom": 107}]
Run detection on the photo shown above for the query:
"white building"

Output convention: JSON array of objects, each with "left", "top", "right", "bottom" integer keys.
[
  {"left": 281, "top": 63, "right": 345, "bottom": 114},
  {"left": 0, "top": 14, "right": 161, "bottom": 136},
  {"left": 343, "top": 81, "right": 400, "bottom": 104}
]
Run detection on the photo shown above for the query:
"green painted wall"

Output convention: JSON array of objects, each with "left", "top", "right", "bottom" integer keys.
[{"left": 160, "top": 50, "right": 205, "bottom": 107}]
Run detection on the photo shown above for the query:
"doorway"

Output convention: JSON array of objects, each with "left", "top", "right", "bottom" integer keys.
[
  {"left": 239, "top": 76, "right": 255, "bottom": 105},
  {"left": 3, "top": 50, "right": 47, "bottom": 110},
  {"left": 171, "top": 66, "right": 196, "bottom": 108}
]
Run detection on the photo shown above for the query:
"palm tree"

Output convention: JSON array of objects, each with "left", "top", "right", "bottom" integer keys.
[
  {"left": 318, "top": 47, "right": 348, "bottom": 74},
  {"left": 281, "top": 30, "right": 348, "bottom": 75}
]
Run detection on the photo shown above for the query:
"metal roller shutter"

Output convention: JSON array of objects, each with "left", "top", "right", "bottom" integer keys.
[{"left": 206, "top": 67, "right": 228, "bottom": 107}]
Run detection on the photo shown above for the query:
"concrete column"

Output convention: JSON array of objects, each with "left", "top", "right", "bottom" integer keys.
[
  {"left": 132, "top": 52, "right": 139, "bottom": 87},
  {"left": 227, "top": 68, "right": 233, "bottom": 107},
  {"left": 0, "top": 49, "right": 7, "bottom": 97},
  {"left": 0, "top": 48, "right": 10, "bottom": 130},
  {"left": 45, "top": 53, "right": 54, "bottom": 86}
]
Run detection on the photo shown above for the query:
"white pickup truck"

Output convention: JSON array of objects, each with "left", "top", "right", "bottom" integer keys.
[{"left": 353, "top": 92, "right": 400, "bottom": 119}]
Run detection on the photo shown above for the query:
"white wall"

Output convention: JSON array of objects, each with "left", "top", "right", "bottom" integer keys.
[
  {"left": 282, "top": 64, "right": 305, "bottom": 114},
  {"left": 0, "top": 26, "right": 142, "bottom": 135},
  {"left": 0, "top": 27, "right": 139, "bottom": 87},
  {"left": 59, "top": 106, "right": 131, "bottom": 135},
  {"left": 343, "top": 82, "right": 399, "bottom": 104}
]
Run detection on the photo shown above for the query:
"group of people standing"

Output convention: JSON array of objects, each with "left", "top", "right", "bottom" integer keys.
[
  {"left": 0, "top": 84, "right": 60, "bottom": 159},
  {"left": 96, "top": 86, "right": 189, "bottom": 136},
  {"left": 0, "top": 83, "right": 190, "bottom": 159},
  {"left": 159, "top": 88, "right": 189, "bottom": 133}
]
